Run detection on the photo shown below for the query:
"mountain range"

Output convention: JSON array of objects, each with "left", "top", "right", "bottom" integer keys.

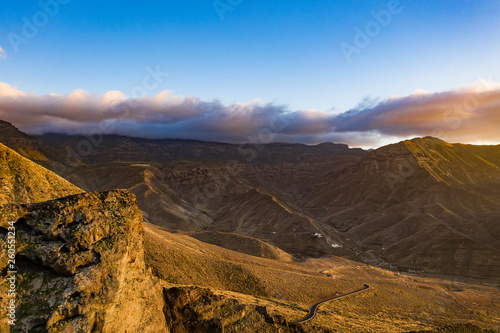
[{"left": 0, "top": 119, "right": 499, "bottom": 332}]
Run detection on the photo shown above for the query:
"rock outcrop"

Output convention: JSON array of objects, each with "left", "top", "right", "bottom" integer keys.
[{"left": 0, "top": 190, "right": 168, "bottom": 332}]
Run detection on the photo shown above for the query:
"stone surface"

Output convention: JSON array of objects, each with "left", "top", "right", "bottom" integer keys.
[{"left": 0, "top": 190, "right": 168, "bottom": 333}]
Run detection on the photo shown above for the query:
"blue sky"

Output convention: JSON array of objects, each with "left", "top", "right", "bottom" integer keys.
[{"left": 0, "top": 0, "right": 499, "bottom": 147}]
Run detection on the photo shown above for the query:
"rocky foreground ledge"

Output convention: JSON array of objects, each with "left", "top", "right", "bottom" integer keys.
[{"left": 0, "top": 190, "right": 167, "bottom": 333}]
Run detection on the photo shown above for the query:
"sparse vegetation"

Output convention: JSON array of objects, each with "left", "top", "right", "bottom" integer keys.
[
  {"left": 145, "top": 224, "right": 500, "bottom": 332},
  {"left": 0, "top": 123, "right": 498, "bottom": 332}
]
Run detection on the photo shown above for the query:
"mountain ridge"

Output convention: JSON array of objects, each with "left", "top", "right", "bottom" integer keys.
[
  {"left": 1, "top": 119, "right": 499, "bottom": 331},
  {"left": 1, "top": 119, "right": 499, "bottom": 283}
]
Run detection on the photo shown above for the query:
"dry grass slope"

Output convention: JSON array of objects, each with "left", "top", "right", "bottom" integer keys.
[
  {"left": 144, "top": 224, "right": 500, "bottom": 332},
  {"left": 183, "top": 230, "right": 293, "bottom": 261},
  {"left": 0, "top": 142, "right": 83, "bottom": 204}
]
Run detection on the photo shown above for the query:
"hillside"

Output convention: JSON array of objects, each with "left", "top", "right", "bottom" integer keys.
[
  {"left": 1, "top": 120, "right": 500, "bottom": 283},
  {"left": 0, "top": 120, "right": 67, "bottom": 174},
  {"left": 60, "top": 162, "right": 213, "bottom": 230},
  {"left": 183, "top": 230, "right": 294, "bottom": 261},
  {"left": 212, "top": 188, "right": 344, "bottom": 258},
  {"left": 0, "top": 120, "right": 499, "bottom": 331},
  {"left": 32, "top": 124, "right": 365, "bottom": 240},
  {"left": 0, "top": 120, "right": 47, "bottom": 162},
  {"left": 0, "top": 142, "right": 83, "bottom": 204},
  {"left": 144, "top": 223, "right": 500, "bottom": 332},
  {"left": 301, "top": 137, "right": 500, "bottom": 282}
]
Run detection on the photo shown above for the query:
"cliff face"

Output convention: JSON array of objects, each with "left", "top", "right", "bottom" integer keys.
[{"left": 0, "top": 190, "right": 168, "bottom": 333}]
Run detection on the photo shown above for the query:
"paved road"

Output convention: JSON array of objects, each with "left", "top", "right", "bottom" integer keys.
[{"left": 292, "top": 283, "right": 370, "bottom": 324}]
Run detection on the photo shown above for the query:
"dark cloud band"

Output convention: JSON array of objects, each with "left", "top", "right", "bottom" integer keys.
[{"left": 0, "top": 82, "right": 499, "bottom": 148}]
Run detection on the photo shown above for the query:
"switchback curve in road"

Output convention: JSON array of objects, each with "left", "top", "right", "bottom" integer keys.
[{"left": 292, "top": 283, "right": 370, "bottom": 324}]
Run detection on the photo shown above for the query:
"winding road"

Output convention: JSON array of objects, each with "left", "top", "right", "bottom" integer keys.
[{"left": 292, "top": 283, "right": 370, "bottom": 324}]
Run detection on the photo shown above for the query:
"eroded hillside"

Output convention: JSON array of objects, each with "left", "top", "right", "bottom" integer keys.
[
  {"left": 3, "top": 119, "right": 500, "bottom": 282},
  {"left": 0, "top": 120, "right": 499, "bottom": 332},
  {"left": 302, "top": 137, "right": 500, "bottom": 282},
  {"left": 0, "top": 143, "right": 83, "bottom": 205}
]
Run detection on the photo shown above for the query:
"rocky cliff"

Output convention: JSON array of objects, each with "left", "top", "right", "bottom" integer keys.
[{"left": 0, "top": 190, "right": 168, "bottom": 332}]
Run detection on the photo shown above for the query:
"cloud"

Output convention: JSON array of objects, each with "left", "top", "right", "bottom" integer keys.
[
  {"left": 0, "top": 46, "right": 6, "bottom": 59},
  {"left": 333, "top": 81, "right": 500, "bottom": 144},
  {"left": 0, "top": 81, "right": 499, "bottom": 148}
]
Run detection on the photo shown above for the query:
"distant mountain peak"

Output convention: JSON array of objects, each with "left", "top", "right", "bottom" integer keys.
[
  {"left": 0, "top": 119, "right": 26, "bottom": 134},
  {"left": 399, "top": 136, "right": 500, "bottom": 186},
  {"left": 405, "top": 136, "right": 451, "bottom": 147}
]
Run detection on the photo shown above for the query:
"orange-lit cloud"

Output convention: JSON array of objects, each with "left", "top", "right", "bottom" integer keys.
[
  {"left": 334, "top": 81, "right": 500, "bottom": 145},
  {"left": 0, "top": 46, "right": 6, "bottom": 59},
  {"left": 0, "top": 81, "right": 499, "bottom": 148}
]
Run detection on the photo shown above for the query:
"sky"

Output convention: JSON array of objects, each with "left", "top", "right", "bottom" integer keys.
[{"left": 0, "top": 0, "right": 499, "bottom": 148}]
